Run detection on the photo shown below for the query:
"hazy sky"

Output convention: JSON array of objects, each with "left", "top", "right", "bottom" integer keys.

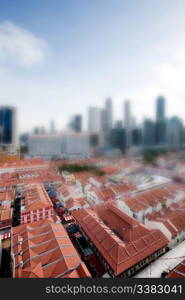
[{"left": 1, "top": 0, "right": 185, "bottom": 133}]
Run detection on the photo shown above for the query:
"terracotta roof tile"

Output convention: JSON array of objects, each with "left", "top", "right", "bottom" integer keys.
[
  {"left": 166, "top": 259, "right": 185, "bottom": 278},
  {"left": 12, "top": 218, "right": 91, "bottom": 278},
  {"left": 72, "top": 204, "right": 168, "bottom": 276}
]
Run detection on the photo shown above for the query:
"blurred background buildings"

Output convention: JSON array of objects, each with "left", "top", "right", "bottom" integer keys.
[{"left": 1, "top": 95, "right": 185, "bottom": 161}]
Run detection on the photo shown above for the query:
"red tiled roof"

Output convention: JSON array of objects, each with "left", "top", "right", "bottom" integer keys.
[
  {"left": 21, "top": 183, "right": 52, "bottom": 211},
  {"left": 0, "top": 167, "right": 61, "bottom": 187},
  {"left": 122, "top": 183, "right": 185, "bottom": 213},
  {"left": 12, "top": 218, "right": 91, "bottom": 278},
  {"left": 147, "top": 209, "right": 185, "bottom": 237},
  {"left": 108, "top": 183, "right": 135, "bottom": 194},
  {"left": 65, "top": 197, "right": 87, "bottom": 210},
  {"left": 0, "top": 159, "right": 48, "bottom": 170},
  {"left": 72, "top": 203, "right": 168, "bottom": 276},
  {"left": 100, "top": 166, "right": 118, "bottom": 175},
  {"left": 166, "top": 259, "right": 185, "bottom": 278},
  {"left": 95, "top": 188, "right": 116, "bottom": 202}
]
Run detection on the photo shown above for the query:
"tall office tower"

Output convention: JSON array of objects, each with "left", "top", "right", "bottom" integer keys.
[
  {"left": 114, "top": 120, "right": 123, "bottom": 129},
  {"left": 40, "top": 126, "right": 46, "bottom": 134},
  {"left": 88, "top": 106, "right": 101, "bottom": 133},
  {"left": 131, "top": 116, "right": 137, "bottom": 129},
  {"left": 102, "top": 98, "right": 113, "bottom": 145},
  {"left": 110, "top": 127, "right": 126, "bottom": 153},
  {"left": 143, "top": 118, "right": 156, "bottom": 147},
  {"left": 132, "top": 127, "right": 142, "bottom": 146},
  {"left": 156, "top": 96, "right": 167, "bottom": 145},
  {"left": 105, "top": 98, "right": 113, "bottom": 130},
  {"left": 69, "top": 114, "right": 82, "bottom": 133},
  {"left": 123, "top": 100, "right": 132, "bottom": 150},
  {"left": 101, "top": 108, "right": 106, "bottom": 133},
  {"left": 50, "top": 120, "right": 56, "bottom": 134},
  {"left": 156, "top": 96, "right": 165, "bottom": 122},
  {"left": 33, "top": 127, "right": 40, "bottom": 135},
  {"left": 0, "top": 106, "right": 18, "bottom": 152},
  {"left": 167, "top": 117, "right": 183, "bottom": 150}
]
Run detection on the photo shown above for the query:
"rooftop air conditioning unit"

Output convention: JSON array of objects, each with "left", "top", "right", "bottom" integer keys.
[
  {"left": 18, "top": 250, "right": 23, "bottom": 256},
  {"left": 19, "top": 261, "right": 24, "bottom": 268}
]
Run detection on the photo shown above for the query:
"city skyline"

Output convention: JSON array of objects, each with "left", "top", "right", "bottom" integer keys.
[
  {"left": 1, "top": 1, "right": 185, "bottom": 132},
  {"left": 28, "top": 95, "right": 184, "bottom": 134}
]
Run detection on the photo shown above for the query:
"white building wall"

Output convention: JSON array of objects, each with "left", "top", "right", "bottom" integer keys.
[
  {"left": 145, "top": 220, "right": 172, "bottom": 241},
  {"left": 144, "top": 206, "right": 153, "bottom": 215},
  {"left": 28, "top": 135, "right": 63, "bottom": 159},
  {"left": 63, "top": 133, "right": 90, "bottom": 159},
  {"left": 116, "top": 200, "right": 133, "bottom": 217},
  {"left": 28, "top": 132, "right": 90, "bottom": 160},
  {"left": 86, "top": 190, "right": 100, "bottom": 206},
  {"left": 135, "top": 210, "right": 144, "bottom": 222}
]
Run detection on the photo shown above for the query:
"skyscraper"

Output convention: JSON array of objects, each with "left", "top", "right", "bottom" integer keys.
[
  {"left": 167, "top": 117, "right": 183, "bottom": 150},
  {"left": 0, "top": 106, "right": 18, "bottom": 152},
  {"left": 69, "top": 115, "right": 82, "bottom": 132},
  {"left": 49, "top": 120, "right": 56, "bottom": 134},
  {"left": 114, "top": 120, "right": 123, "bottom": 129},
  {"left": 123, "top": 100, "right": 132, "bottom": 150},
  {"left": 102, "top": 98, "right": 113, "bottom": 145},
  {"left": 110, "top": 127, "right": 126, "bottom": 153},
  {"left": 143, "top": 119, "right": 155, "bottom": 147},
  {"left": 156, "top": 96, "right": 165, "bottom": 122},
  {"left": 105, "top": 98, "right": 113, "bottom": 129},
  {"left": 88, "top": 106, "right": 101, "bottom": 133},
  {"left": 155, "top": 96, "right": 167, "bottom": 145}
]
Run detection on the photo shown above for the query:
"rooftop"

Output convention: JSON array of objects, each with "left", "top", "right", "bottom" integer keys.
[
  {"left": 72, "top": 203, "right": 168, "bottom": 276},
  {"left": 166, "top": 259, "right": 185, "bottom": 278},
  {"left": 146, "top": 207, "right": 185, "bottom": 237},
  {"left": 123, "top": 183, "right": 185, "bottom": 213},
  {"left": 65, "top": 197, "right": 88, "bottom": 210},
  {"left": 12, "top": 218, "right": 91, "bottom": 278},
  {"left": 21, "top": 183, "right": 52, "bottom": 212},
  {"left": 0, "top": 158, "right": 48, "bottom": 170},
  {"left": 135, "top": 240, "right": 185, "bottom": 278}
]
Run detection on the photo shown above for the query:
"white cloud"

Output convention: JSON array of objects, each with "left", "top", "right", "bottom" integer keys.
[
  {"left": 151, "top": 46, "right": 185, "bottom": 116},
  {"left": 0, "top": 20, "right": 48, "bottom": 67},
  {"left": 153, "top": 47, "right": 185, "bottom": 90}
]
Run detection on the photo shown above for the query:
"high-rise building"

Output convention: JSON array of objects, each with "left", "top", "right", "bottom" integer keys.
[
  {"left": 101, "top": 108, "right": 106, "bottom": 133},
  {"left": 123, "top": 100, "right": 132, "bottom": 150},
  {"left": 40, "top": 126, "right": 46, "bottom": 134},
  {"left": 33, "top": 126, "right": 46, "bottom": 135},
  {"left": 33, "top": 127, "right": 40, "bottom": 135},
  {"left": 156, "top": 96, "right": 165, "bottom": 122},
  {"left": 143, "top": 119, "right": 155, "bottom": 147},
  {"left": 167, "top": 117, "right": 183, "bottom": 150},
  {"left": 88, "top": 106, "right": 101, "bottom": 133},
  {"left": 110, "top": 127, "right": 126, "bottom": 153},
  {"left": 155, "top": 96, "right": 167, "bottom": 145},
  {"left": 105, "top": 98, "right": 113, "bottom": 131},
  {"left": 114, "top": 120, "right": 123, "bottom": 129},
  {"left": 49, "top": 120, "right": 56, "bottom": 134},
  {"left": 69, "top": 115, "right": 82, "bottom": 133},
  {"left": 132, "top": 127, "right": 142, "bottom": 146},
  {"left": 0, "top": 106, "right": 18, "bottom": 152},
  {"left": 102, "top": 98, "right": 113, "bottom": 145}
]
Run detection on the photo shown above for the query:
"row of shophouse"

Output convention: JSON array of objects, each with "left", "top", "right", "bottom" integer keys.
[{"left": 1, "top": 158, "right": 185, "bottom": 278}]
